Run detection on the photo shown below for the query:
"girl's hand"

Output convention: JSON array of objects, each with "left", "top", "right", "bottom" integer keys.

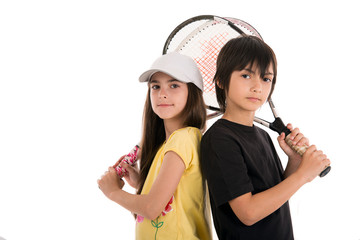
[
  {"left": 113, "top": 155, "right": 126, "bottom": 168},
  {"left": 120, "top": 161, "right": 140, "bottom": 189},
  {"left": 113, "top": 154, "right": 140, "bottom": 189},
  {"left": 277, "top": 123, "right": 309, "bottom": 160},
  {"left": 98, "top": 167, "right": 124, "bottom": 199}
]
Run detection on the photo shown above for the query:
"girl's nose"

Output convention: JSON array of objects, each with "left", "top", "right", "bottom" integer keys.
[{"left": 159, "top": 87, "right": 168, "bottom": 98}]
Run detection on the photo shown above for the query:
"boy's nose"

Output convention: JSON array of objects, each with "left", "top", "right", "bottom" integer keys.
[{"left": 251, "top": 78, "right": 262, "bottom": 93}]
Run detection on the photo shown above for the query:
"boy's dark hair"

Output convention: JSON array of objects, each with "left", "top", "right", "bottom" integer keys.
[{"left": 214, "top": 35, "right": 277, "bottom": 112}]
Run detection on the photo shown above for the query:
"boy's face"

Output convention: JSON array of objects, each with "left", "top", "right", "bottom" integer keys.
[{"left": 226, "top": 63, "right": 273, "bottom": 114}]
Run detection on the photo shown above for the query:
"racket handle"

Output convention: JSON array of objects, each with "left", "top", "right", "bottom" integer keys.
[
  {"left": 284, "top": 135, "right": 331, "bottom": 177},
  {"left": 284, "top": 135, "right": 307, "bottom": 155},
  {"left": 115, "top": 145, "right": 140, "bottom": 178}
]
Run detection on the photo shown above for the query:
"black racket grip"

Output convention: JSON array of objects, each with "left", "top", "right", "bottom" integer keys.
[
  {"left": 269, "top": 117, "right": 331, "bottom": 177},
  {"left": 269, "top": 117, "right": 291, "bottom": 136},
  {"left": 319, "top": 166, "right": 331, "bottom": 177}
]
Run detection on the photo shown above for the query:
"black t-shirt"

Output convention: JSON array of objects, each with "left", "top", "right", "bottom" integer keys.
[{"left": 200, "top": 119, "right": 294, "bottom": 240}]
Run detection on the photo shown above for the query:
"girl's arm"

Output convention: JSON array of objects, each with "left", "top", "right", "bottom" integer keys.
[
  {"left": 229, "top": 144, "right": 330, "bottom": 226},
  {"left": 98, "top": 151, "right": 185, "bottom": 220}
]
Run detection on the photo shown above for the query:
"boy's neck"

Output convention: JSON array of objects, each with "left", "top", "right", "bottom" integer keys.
[{"left": 222, "top": 110, "right": 255, "bottom": 127}]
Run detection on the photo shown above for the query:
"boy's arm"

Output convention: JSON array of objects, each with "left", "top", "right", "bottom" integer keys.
[
  {"left": 283, "top": 155, "right": 302, "bottom": 178},
  {"left": 229, "top": 145, "right": 330, "bottom": 226},
  {"left": 229, "top": 170, "right": 305, "bottom": 226}
]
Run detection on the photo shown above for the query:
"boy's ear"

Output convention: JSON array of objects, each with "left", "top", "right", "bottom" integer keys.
[{"left": 215, "top": 79, "right": 223, "bottom": 89}]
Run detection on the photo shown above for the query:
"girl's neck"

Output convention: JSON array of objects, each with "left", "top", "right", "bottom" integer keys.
[{"left": 163, "top": 118, "right": 185, "bottom": 140}]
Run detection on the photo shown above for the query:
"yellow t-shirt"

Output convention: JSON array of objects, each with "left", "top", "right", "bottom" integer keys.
[{"left": 136, "top": 127, "right": 212, "bottom": 240}]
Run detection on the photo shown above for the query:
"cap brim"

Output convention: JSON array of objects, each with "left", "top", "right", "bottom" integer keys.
[
  {"left": 139, "top": 68, "right": 186, "bottom": 84},
  {"left": 139, "top": 69, "right": 158, "bottom": 83}
]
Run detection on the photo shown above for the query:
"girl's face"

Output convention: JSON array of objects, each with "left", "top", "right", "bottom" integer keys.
[
  {"left": 149, "top": 72, "right": 188, "bottom": 122},
  {"left": 226, "top": 63, "right": 273, "bottom": 114}
]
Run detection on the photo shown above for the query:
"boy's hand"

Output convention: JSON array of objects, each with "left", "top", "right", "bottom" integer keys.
[
  {"left": 297, "top": 145, "right": 331, "bottom": 182},
  {"left": 277, "top": 123, "right": 308, "bottom": 159}
]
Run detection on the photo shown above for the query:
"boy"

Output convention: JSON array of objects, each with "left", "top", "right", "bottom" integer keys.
[{"left": 200, "top": 36, "right": 330, "bottom": 239}]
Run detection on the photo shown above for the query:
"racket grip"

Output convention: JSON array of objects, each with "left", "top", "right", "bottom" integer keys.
[
  {"left": 115, "top": 145, "right": 140, "bottom": 178},
  {"left": 284, "top": 135, "right": 307, "bottom": 155},
  {"left": 284, "top": 135, "right": 331, "bottom": 177}
]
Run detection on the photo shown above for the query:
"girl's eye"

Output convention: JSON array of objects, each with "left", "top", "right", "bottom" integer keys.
[
  {"left": 170, "top": 84, "right": 179, "bottom": 89},
  {"left": 151, "top": 85, "right": 160, "bottom": 90},
  {"left": 242, "top": 74, "right": 250, "bottom": 79}
]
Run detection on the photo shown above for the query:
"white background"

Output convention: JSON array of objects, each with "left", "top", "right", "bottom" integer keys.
[{"left": 1, "top": 0, "right": 359, "bottom": 239}]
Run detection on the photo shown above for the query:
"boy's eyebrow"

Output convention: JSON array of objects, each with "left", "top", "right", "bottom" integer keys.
[
  {"left": 243, "top": 68, "right": 274, "bottom": 75},
  {"left": 244, "top": 68, "right": 255, "bottom": 74}
]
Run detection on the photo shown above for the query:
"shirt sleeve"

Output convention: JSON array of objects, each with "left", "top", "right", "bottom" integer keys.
[
  {"left": 201, "top": 128, "right": 254, "bottom": 207},
  {"left": 163, "top": 127, "right": 201, "bottom": 169}
]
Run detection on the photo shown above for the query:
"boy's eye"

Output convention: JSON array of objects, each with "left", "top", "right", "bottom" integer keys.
[{"left": 263, "top": 77, "right": 272, "bottom": 83}]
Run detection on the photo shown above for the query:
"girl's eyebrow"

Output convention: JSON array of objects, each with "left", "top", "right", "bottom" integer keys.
[
  {"left": 149, "top": 79, "right": 180, "bottom": 83},
  {"left": 168, "top": 79, "right": 180, "bottom": 83}
]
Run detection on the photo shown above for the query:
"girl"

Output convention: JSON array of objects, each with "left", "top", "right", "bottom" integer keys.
[
  {"left": 98, "top": 52, "right": 212, "bottom": 240},
  {"left": 200, "top": 36, "right": 330, "bottom": 239}
]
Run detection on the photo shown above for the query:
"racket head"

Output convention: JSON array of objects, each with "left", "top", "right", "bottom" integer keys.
[{"left": 162, "top": 15, "right": 262, "bottom": 118}]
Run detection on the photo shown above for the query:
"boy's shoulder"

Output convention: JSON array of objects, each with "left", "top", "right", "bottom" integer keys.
[
  {"left": 203, "top": 119, "right": 271, "bottom": 143},
  {"left": 204, "top": 119, "right": 234, "bottom": 135},
  {"left": 204, "top": 119, "right": 268, "bottom": 135}
]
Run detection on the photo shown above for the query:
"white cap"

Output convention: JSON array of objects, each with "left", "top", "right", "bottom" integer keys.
[{"left": 139, "top": 52, "right": 203, "bottom": 91}]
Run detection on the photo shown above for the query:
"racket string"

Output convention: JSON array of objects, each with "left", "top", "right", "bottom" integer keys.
[{"left": 196, "top": 32, "right": 229, "bottom": 94}]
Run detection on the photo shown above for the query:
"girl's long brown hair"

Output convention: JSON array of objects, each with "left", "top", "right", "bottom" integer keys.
[{"left": 136, "top": 82, "right": 206, "bottom": 195}]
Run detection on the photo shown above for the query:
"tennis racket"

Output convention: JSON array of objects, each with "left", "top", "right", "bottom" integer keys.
[{"left": 162, "top": 15, "right": 331, "bottom": 177}]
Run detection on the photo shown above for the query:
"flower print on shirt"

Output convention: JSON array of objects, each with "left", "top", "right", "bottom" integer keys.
[
  {"left": 136, "top": 214, "right": 144, "bottom": 223},
  {"left": 136, "top": 196, "right": 174, "bottom": 224},
  {"left": 161, "top": 196, "right": 174, "bottom": 216},
  {"left": 136, "top": 196, "right": 175, "bottom": 240}
]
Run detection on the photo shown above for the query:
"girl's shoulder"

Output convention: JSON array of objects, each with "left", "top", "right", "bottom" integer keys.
[
  {"left": 167, "top": 127, "right": 201, "bottom": 144},
  {"left": 164, "top": 127, "right": 202, "bottom": 167},
  {"left": 170, "top": 126, "right": 201, "bottom": 136}
]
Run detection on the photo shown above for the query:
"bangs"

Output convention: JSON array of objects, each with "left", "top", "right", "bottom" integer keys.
[{"left": 233, "top": 37, "right": 276, "bottom": 78}]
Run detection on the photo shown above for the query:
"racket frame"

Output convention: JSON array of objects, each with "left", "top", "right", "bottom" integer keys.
[{"left": 162, "top": 15, "right": 331, "bottom": 177}]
